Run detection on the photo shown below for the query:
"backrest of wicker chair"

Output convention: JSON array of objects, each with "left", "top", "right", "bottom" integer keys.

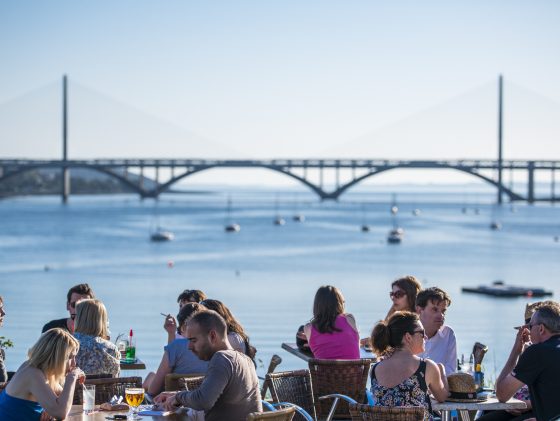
[
  {"left": 165, "top": 372, "right": 206, "bottom": 391},
  {"left": 266, "top": 369, "right": 316, "bottom": 421},
  {"left": 247, "top": 406, "right": 296, "bottom": 421},
  {"left": 308, "top": 358, "right": 374, "bottom": 420},
  {"left": 348, "top": 404, "right": 428, "bottom": 421},
  {"left": 178, "top": 375, "right": 205, "bottom": 391},
  {"left": 72, "top": 376, "right": 142, "bottom": 404}
]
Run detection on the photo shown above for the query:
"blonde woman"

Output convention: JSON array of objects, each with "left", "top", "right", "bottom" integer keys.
[
  {"left": 74, "top": 299, "right": 120, "bottom": 376},
  {"left": 0, "top": 328, "right": 85, "bottom": 420}
]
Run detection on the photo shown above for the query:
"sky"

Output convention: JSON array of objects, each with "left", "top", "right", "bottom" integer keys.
[{"left": 1, "top": 1, "right": 560, "bottom": 186}]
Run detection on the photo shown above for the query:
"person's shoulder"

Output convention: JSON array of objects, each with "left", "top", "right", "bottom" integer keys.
[{"left": 440, "top": 325, "right": 456, "bottom": 336}]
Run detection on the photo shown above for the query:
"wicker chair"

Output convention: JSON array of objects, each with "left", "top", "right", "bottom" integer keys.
[
  {"left": 348, "top": 403, "right": 428, "bottom": 421},
  {"left": 72, "top": 376, "right": 142, "bottom": 404},
  {"left": 247, "top": 406, "right": 296, "bottom": 421},
  {"left": 308, "top": 358, "right": 375, "bottom": 420},
  {"left": 178, "top": 375, "right": 205, "bottom": 391},
  {"left": 266, "top": 369, "right": 316, "bottom": 421},
  {"left": 164, "top": 372, "right": 205, "bottom": 391}
]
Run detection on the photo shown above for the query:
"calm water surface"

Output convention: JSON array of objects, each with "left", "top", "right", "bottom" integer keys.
[{"left": 1, "top": 188, "right": 559, "bottom": 384}]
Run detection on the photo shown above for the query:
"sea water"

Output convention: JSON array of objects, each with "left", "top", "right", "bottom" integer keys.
[{"left": 1, "top": 187, "right": 559, "bottom": 383}]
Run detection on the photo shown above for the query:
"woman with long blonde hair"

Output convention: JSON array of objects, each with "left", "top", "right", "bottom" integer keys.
[
  {"left": 74, "top": 299, "right": 120, "bottom": 376},
  {"left": 0, "top": 328, "right": 84, "bottom": 420}
]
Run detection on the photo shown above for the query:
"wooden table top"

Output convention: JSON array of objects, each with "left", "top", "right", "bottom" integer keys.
[
  {"left": 431, "top": 396, "right": 527, "bottom": 411},
  {"left": 66, "top": 405, "right": 189, "bottom": 420},
  {"left": 119, "top": 358, "right": 146, "bottom": 370},
  {"left": 281, "top": 342, "right": 376, "bottom": 362}
]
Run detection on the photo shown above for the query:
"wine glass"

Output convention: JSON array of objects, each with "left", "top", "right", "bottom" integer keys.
[{"left": 125, "top": 387, "right": 144, "bottom": 420}]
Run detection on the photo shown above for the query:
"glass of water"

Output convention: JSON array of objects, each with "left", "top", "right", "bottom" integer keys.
[{"left": 82, "top": 384, "right": 96, "bottom": 414}]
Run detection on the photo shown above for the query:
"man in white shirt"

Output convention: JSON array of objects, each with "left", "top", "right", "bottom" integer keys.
[{"left": 416, "top": 287, "right": 457, "bottom": 374}]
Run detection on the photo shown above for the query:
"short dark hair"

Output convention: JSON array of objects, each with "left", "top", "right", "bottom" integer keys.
[
  {"left": 416, "top": 286, "right": 451, "bottom": 309},
  {"left": 177, "top": 289, "right": 207, "bottom": 304},
  {"left": 189, "top": 310, "right": 227, "bottom": 337},
  {"left": 67, "top": 283, "right": 95, "bottom": 304},
  {"left": 177, "top": 302, "right": 204, "bottom": 330}
]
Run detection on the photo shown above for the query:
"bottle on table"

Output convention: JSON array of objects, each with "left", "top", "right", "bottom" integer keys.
[{"left": 125, "top": 329, "right": 136, "bottom": 361}]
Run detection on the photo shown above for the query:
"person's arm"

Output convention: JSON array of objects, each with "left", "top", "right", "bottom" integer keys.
[
  {"left": 147, "top": 351, "right": 172, "bottom": 396},
  {"left": 426, "top": 359, "right": 449, "bottom": 402},
  {"left": 175, "top": 354, "right": 232, "bottom": 411},
  {"left": 496, "top": 328, "right": 528, "bottom": 402},
  {"left": 303, "top": 323, "right": 312, "bottom": 342},
  {"left": 0, "top": 349, "right": 7, "bottom": 382},
  {"left": 344, "top": 313, "right": 359, "bottom": 333},
  {"left": 164, "top": 315, "right": 177, "bottom": 345},
  {"left": 445, "top": 329, "right": 457, "bottom": 374},
  {"left": 29, "top": 367, "right": 84, "bottom": 420},
  {"left": 384, "top": 305, "right": 396, "bottom": 321}
]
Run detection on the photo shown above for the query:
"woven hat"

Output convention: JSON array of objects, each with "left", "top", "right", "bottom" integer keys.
[{"left": 446, "top": 373, "right": 487, "bottom": 403}]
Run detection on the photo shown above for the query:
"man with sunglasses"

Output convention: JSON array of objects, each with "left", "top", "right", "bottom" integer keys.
[
  {"left": 496, "top": 301, "right": 560, "bottom": 421},
  {"left": 41, "top": 283, "right": 95, "bottom": 333},
  {"left": 415, "top": 287, "right": 457, "bottom": 375}
]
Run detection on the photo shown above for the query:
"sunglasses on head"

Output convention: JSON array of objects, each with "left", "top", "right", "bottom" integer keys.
[{"left": 389, "top": 290, "right": 406, "bottom": 299}]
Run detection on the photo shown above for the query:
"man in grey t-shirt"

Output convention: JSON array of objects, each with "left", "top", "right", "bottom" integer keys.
[{"left": 155, "top": 310, "right": 262, "bottom": 421}]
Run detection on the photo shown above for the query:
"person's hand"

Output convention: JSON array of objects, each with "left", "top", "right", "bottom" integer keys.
[
  {"left": 514, "top": 326, "right": 530, "bottom": 355},
  {"left": 154, "top": 391, "right": 177, "bottom": 404},
  {"left": 163, "top": 315, "right": 177, "bottom": 335},
  {"left": 40, "top": 411, "right": 55, "bottom": 421},
  {"left": 67, "top": 367, "right": 85, "bottom": 384}
]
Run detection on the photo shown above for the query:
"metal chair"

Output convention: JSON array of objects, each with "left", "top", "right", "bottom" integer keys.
[
  {"left": 308, "top": 358, "right": 375, "bottom": 420},
  {"left": 164, "top": 372, "right": 205, "bottom": 391},
  {"left": 348, "top": 403, "right": 429, "bottom": 421},
  {"left": 266, "top": 369, "right": 316, "bottom": 421},
  {"left": 247, "top": 406, "right": 296, "bottom": 420},
  {"left": 72, "top": 376, "right": 142, "bottom": 404}
]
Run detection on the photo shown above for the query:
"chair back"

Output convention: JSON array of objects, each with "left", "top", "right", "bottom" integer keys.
[
  {"left": 72, "top": 376, "right": 142, "bottom": 404},
  {"left": 266, "top": 369, "right": 316, "bottom": 421},
  {"left": 164, "top": 372, "right": 205, "bottom": 391},
  {"left": 178, "top": 375, "right": 205, "bottom": 391},
  {"left": 308, "top": 358, "right": 374, "bottom": 420},
  {"left": 247, "top": 406, "right": 296, "bottom": 421},
  {"left": 348, "top": 403, "right": 428, "bottom": 421}
]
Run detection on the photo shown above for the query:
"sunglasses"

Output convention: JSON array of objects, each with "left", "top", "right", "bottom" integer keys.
[
  {"left": 389, "top": 290, "right": 406, "bottom": 299},
  {"left": 412, "top": 329, "right": 426, "bottom": 337}
]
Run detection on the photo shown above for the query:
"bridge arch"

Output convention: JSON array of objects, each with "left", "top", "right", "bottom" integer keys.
[
  {"left": 328, "top": 164, "right": 524, "bottom": 201},
  {"left": 154, "top": 164, "right": 330, "bottom": 198}
]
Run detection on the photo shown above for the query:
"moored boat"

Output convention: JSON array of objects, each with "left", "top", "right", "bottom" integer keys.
[{"left": 462, "top": 280, "right": 553, "bottom": 297}]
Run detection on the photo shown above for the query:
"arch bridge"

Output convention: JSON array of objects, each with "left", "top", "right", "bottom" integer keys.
[{"left": 0, "top": 158, "right": 558, "bottom": 203}]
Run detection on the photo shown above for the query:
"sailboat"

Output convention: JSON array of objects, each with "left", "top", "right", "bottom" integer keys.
[
  {"left": 273, "top": 195, "right": 285, "bottom": 226},
  {"left": 387, "top": 194, "right": 404, "bottom": 244},
  {"left": 292, "top": 194, "right": 305, "bottom": 222},
  {"left": 360, "top": 203, "right": 370, "bottom": 232},
  {"left": 150, "top": 204, "right": 174, "bottom": 242},
  {"left": 224, "top": 197, "right": 240, "bottom": 233}
]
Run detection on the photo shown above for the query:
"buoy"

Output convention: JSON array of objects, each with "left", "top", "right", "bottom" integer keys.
[{"left": 167, "top": 261, "right": 174, "bottom": 268}]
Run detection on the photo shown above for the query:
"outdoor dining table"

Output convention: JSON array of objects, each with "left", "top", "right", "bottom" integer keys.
[
  {"left": 66, "top": 404, "right": 189, "bottom": 420},
  {"left": 281, "top": 342, "right": 376, "bottom": 362},
  {"left": 431, "top": 396, "right": 527, "bottom": 421},
  {"left": 119, "top": 358, "right": 146, "bottom": 371}
]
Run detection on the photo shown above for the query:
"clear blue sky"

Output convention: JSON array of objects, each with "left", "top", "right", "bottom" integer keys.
[{"left": 1, "top": 1, "right": 559, "bottom": 185}]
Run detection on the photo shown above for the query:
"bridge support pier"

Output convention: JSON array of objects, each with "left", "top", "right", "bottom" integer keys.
[
  {"left": 528, "top": 161, "right": 535, "bottom": 204},
  {"left": 61, "top": 167, "right": 70, "bottom": 203}
]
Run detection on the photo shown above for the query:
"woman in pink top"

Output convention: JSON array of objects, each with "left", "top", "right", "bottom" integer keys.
[{"left": 303, "top": 285, "right": 360, "bottom": 359}]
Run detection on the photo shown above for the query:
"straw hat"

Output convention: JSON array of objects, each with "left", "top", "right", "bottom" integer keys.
[{"left": 446, "top": 373, "right": 487, "bottom": 403}]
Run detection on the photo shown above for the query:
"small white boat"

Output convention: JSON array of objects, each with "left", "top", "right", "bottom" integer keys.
[
  {"left": 293, "top": 214, "right": 305, "bottom": 222},
  {"left": 387, "top": 227, "right": 404, "bottom": 244},
  {"left": 225, "top": 223, "right": 241, "bottom": 233},
  {"left": 490, "top": 221, "right": 502, "bottom": 230},
  {"left": 412, "top": 209, "right": 421, "bottom": 216},
  {"left": 150, "top": 229, "right": 174, "bottom": 242},
  {"left": 274, "top": 217, "right": 286, "bottom": 226}
]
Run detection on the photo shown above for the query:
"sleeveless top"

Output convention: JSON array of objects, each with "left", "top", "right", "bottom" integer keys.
[
  {"left": 309, "top": 314, "right": 360, "bottom": 359},
  {"left": 165, "top": 338, "right": 209, "bottom": 374},
  {"left": 370, "top": 359, "right": 432, "bottom": 418},
  {"left": 0, "top": 390, "right": 43, "bottom": 421}
]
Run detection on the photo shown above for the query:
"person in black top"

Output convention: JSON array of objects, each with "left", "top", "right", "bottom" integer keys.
[
  {"left": 41, "top": 283, "right": 95, "bottom": 334},
  {"left": 496, "top": 300, "right": 560, "bottom": 421}
]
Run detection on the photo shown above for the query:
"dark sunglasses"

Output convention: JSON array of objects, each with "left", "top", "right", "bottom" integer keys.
[
  {"left": 412, "top": 329, "right": 425, "bottom": 337},
  {"left": 389, "top": 290, "right": 406, "bottom": 299}
]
